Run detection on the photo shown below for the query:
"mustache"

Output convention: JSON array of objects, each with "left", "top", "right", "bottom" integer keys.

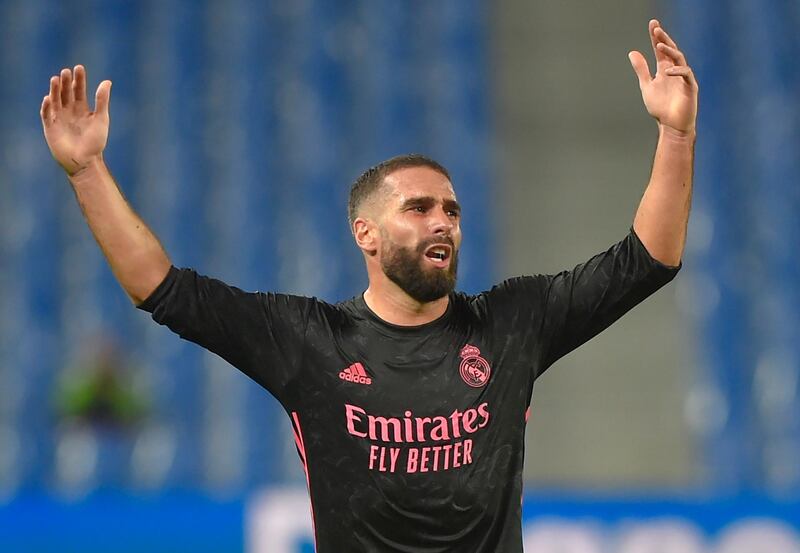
[{"left": 416, "top": 235, "right": 455, "bottom": 254}]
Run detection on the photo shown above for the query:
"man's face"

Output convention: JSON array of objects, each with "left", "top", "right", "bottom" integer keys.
[{"left": 374, "top": 166, "right": 462, "bottom": 303}]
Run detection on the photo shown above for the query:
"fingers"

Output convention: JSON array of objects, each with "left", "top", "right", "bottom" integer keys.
[
  {"left": 646, "top": 19, "right": 695, "bottom": 86},
  {"left": 656, "top": 42, "right": 687, "bottom": 67},
  {"left": 649, "top": 19, "right": 687, "bottom": 69},
  {"left": 648, "top": 19, "right": 669, "bottom": 64},
  {"left": 73, "top": 65, "right": 87, "bottom": 104},
  {"left": 654, "top": 26, "right": 678, "bottom": 50},
  {"left": 45, "top": 68, "right": 112, "bottom": 117},
  {"left": 40, "top": 95, "right": 52, "bottom": 126},
  {"left": 49, "top": 75, "right": 61, "bottom": 109},
  {"left": 628, "top": 50, "right": 652, "bottom": 88},
  {"left": 665, "top": 65, "right": 699, "bottom": 89},
  {"left": 657, "top": 41, "right": 697, "bottom": 88},
  {"left": 95, "top": 80, "right": 112, "bottom": 116},
  {"left": 60, "top": 68, "right": 74, "bottom": 106},
  {"left": 47, "top": 66, "right": 96, "bottom": 115}
]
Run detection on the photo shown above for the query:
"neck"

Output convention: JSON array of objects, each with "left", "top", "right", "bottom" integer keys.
[{"left": 363, "top": 282, "right": 449, "bottom": 326}]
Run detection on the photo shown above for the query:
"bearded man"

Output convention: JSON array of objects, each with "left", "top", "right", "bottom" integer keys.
[{"left": 40, "top": 19, "right": 696, "bottom": 553}]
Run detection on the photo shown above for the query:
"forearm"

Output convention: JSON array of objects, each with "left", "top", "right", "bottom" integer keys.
[
  {"left": 68, "top": 156, "right": 171, "bottom": 305},
  {"left": 632, "top": 124, "right": 695, "bottom": 266}
]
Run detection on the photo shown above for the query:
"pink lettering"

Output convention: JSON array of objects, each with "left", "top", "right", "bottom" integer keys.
[
  {"left": 403, "top": 411, "right": 414, "bottom": 442},
  {"left": 379, "top": 446, "right": 388, "bottom": 471},
  {"left": 415, "top": 417, "right": 432, "bottom": 441},
  {"left": 368, "top": 415, "right": 404, "bottom": 442},
  {"left": 449, "top": 410, "right": 463, "bottom": 439},
  {"left": 462, "top": 409, "right": 478, "bottom": 433},
  {"left": 345, "top": 404, "right": 368, "bottom": 438},
  {"left": 420, "top": 447, "right": 430, "bottom": 472},
  {"left": 398, "top": 441, "right": 474, "bottom": 473},
  {"left": 431, "top": 446, "right": 442, "bottom": 471},
  {"left": 368, "top": 446, "right": 402, "bottom": 472},
  {"left": 442, "top": 444, "right": 452, "bottom": 470},
  {"left": 477, "top": 402, "right": 490, "bottom": 428},
  {"left": 463, "top": 439, "right": 473, "bottom": 464},
  {"left": 407, "top": 448, "right": 418, "bottom": 472},
  {"left": 369, "top": 445, "right": 379, "bottom": 470},
  {"left": 429, "top": 416, "right": 450, "bottom": 441},
  {"left": 345, "top": 403, "right": 491, "bottom": 446}
]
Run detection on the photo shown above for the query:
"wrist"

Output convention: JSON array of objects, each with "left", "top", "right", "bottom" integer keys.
[
  {"left": 658, "top": 123, "right": 696, "bottom": 141},
  {"left": 67, "top": 155, "right": 106, "bottom": 181}
]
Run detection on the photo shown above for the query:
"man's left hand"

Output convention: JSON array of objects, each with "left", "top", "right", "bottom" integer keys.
[{"left": 629, "top": 19, "right": 698, "bottom": 136}]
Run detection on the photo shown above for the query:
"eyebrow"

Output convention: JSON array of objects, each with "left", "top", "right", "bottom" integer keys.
[{"left": 400, "top": 196, "right": 462, "bottom": 214}]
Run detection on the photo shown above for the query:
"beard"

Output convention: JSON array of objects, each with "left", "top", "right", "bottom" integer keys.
[{"left": 380, "top": 233, "right": 459, "bottom": 303}]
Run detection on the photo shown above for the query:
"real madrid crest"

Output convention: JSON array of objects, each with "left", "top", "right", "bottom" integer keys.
[{"left": 459, "top": 344, "right": 491, "bottom": 388}]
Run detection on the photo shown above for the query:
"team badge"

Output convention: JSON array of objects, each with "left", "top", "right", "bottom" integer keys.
[{"left": 459, "top": 344, "right": 491, "bottom": 388}]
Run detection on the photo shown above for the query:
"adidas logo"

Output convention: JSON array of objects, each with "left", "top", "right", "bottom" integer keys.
[{"left": 339, "top": 362, "right": 372, "bottom": 386}]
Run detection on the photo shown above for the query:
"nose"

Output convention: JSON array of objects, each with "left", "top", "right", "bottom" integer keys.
[{"left": 430, "top": 206, "right": 454, "bottom": 235}]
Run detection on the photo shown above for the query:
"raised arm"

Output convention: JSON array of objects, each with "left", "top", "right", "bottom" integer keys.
[
  {"left": 40, "top": 66, "right": 171, "bottom": 305},
  {"left": 628, "top": 19, "right": 699, "bottom": 267}
]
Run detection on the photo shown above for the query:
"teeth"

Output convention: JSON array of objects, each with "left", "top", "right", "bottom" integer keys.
[{"left": 426, "top": 247, "right": 448, "bottom": 261}]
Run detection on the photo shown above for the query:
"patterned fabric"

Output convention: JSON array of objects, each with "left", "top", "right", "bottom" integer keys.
[{"left": 137, "top": 228, "right": 678, "bottom": 551}]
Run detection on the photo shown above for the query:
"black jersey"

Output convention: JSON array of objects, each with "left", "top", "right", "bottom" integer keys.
[{"left": 137, "top": 228, "right": 679, "bottom": 552}]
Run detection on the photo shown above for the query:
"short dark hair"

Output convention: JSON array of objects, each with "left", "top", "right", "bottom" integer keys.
[{"left": 348, "top": 154, "right": 451, "bottom": 226}]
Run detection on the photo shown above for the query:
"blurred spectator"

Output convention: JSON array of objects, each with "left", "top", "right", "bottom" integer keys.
[{"left": 54, "top": 335, "right": 149, "bottom": 431}]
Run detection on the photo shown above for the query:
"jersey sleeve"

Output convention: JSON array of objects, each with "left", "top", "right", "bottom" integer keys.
[
  {"left": 136, "top": 266, "right": 314, "bottom": 403},
  {"left": 489, "top": 228, "right": 681, "bottom": 379}
]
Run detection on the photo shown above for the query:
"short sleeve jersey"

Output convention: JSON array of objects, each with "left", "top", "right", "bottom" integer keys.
[{"left": 137, "top": 228, "right": 680, "bottom": 552}]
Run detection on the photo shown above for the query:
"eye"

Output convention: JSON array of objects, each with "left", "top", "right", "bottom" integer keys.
[{"left": 412, "top": 206, "right": 427, "bottom": 213}]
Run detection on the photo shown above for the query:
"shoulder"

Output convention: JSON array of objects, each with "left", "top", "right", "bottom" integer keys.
[
  {"left": 300, "top": 295, "right": 361, "bottom": 330},
  {"left": 450, "top": 278, "right": 542, "bottom": 318},
  {"left": 468, "top": 275, "right": 549, "bottom": 306},
  {"left": 450, "top": 276, "right": 552, "bottom": 324}
]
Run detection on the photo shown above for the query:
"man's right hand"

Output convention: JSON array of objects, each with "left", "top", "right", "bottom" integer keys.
[{"left": 40, "top": 65, "right": 112, "bottom": 176}]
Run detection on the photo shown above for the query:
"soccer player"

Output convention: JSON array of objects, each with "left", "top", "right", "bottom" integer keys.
[{"left": 40, "top": 19, "right": 696, "bottom": 553}]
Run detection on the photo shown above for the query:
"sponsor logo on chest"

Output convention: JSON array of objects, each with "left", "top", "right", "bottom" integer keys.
[
  {"left": 458, "top": 344, "right": 491, "bottom": 388},
  {"left": 339, "top": 362, "right": 372, "bottom": 385},
  {"left": 338, "top": 343, "right": 492, "bottom": 389},
  {"left": 334, "top": 344, "right": 494, "bottom": 475}
]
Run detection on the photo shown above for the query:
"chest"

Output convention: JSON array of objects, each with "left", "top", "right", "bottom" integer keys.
[
  {"left": 292, "top": 321, "right": 531, "bottom": 481},
  {"left": 302, "top": 325, "right": 506, "bottom": 414}
]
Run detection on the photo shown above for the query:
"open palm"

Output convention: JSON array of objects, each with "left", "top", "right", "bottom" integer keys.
[
  {"left": 629, "top": 20, "right": 698, "bottom": 135},
  {"left": 40, "top": 65, "right": 112, "bottom": 175}
]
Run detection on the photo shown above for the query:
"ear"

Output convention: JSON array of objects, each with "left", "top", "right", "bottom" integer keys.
[{"left": 353, "top": 217, "right": 379, "bottom": 255}]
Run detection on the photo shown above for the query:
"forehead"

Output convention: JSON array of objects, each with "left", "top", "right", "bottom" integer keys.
[{"left": 382, "top": 166, "right": 456, "bottom": 204}]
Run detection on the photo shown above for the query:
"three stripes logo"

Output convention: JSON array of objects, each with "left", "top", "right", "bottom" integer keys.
[{"left": 339, "top": 362, "right": 372, "bottom": 386}]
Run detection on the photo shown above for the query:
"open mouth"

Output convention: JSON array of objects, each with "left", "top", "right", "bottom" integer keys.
[{"left": 423, "top": 244, "right": 452, "bottom": 268}]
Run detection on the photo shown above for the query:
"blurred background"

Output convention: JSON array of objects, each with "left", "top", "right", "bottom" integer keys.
[{"left": 1, "top": 0, "right": 799, "bottom": 551}]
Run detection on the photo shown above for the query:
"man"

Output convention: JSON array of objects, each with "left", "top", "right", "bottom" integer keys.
[{"left": 40, "top": 19, "right": 696, "bottom": 553}]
